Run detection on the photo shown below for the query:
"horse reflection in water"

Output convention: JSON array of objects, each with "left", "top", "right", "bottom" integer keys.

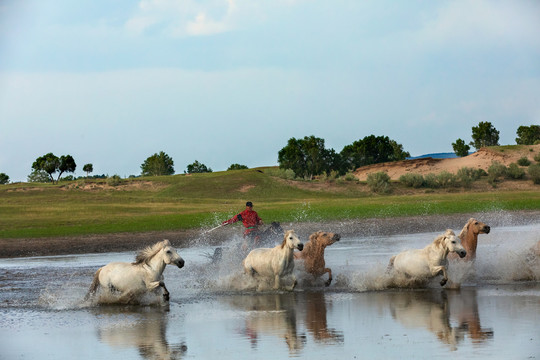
[
  {"left": 228, "top": 294, "right": 307, "bottom": 355},
  {"left": 385, "top": 289, "right": 493, "bottom": 350},
  {"left": 95, "top": 307, "right": 187, "bottom": 360},
  {"left": 298, "top": 292, "right": 344, "bottom": 344}
]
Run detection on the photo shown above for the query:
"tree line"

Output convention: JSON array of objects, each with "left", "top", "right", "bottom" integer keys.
[{"left": 0, "top": 122, "right": 538, "bottom": 184}]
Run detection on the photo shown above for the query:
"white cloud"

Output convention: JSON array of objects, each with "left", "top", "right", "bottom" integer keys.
[{"left": 415, "top": 0, "right": 540, "bottom": 49}]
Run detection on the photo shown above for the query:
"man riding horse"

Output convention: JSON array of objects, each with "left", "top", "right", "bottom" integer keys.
[{"left": 221, "top": 201, "right": 264, "bottom": 249}]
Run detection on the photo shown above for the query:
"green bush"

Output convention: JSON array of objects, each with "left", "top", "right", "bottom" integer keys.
[
  {"left": 107, "top": 175, "right": 123, "bottom": 187},
  {"left": 473, "top": 168, "right": 488, "bottom": 179},
  {"left": 367, "top": 172, "right": 392, "bottom": 193},
  {"left": 506, "top": 163, "right": 525, "bottom": 179},
  {"left": 266, "top": 168, "right": 296, "bottom": 180},
  {"left": 517, "top": 157, "right": 531, "bottom": 166},
  {"left": 399, "top": 173, "right": 424, "bottom": 188},
  {"left": 457, "top": 167, "right": 475, "bottom": 187},
  {"left": 423, "top": 173, "right": 440, "bottom": 189},
  {"left": 487, "top": 161, "right": 507, "bottom": 186},
  {"left": 528, "top": 164, "right": 540, "bottom": 184},
  {"left": 437, "top": 171, "right": 458, "bottom": 188},
  {"left": 534, "top": 153, "right": 540, "bottom": 163},
  {"left": 342, "top": 172, "right": 358, "bottom": 182}
]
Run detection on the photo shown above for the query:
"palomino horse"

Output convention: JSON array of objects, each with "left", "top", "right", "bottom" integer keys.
[
  {"left": 86, "top": 239, "right": 185, "bottom": 304},
  {"left": 388, "top": 229, "right": 466, "bottom": 286},
  {"left": 448, "top": 218, "right": 490, "bottom": 261},
  {"left": 294, "top": 231, "right": 341, "bottom": 286},
  {"left": 243, "top": 230, "right": 303, "bottom": 291}
]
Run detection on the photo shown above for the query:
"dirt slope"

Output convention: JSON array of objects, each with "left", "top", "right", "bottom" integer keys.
[{"left": 354, "top": 145, "right": 540, "bottom": 181}]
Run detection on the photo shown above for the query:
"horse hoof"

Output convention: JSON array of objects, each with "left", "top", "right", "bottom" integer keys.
[
  {"left": 325, "top": 280, "right": 332, "bottom": 287},
  {"left": 163, "top": 293, "right": 170, "bottom": 302},
  {"left": 440, "top": 279, "right": 447, "bottom": 286}
]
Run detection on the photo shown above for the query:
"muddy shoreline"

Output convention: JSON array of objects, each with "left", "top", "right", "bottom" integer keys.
[{"left": 1, "top": 210, "right": 539, "bottom": 258}]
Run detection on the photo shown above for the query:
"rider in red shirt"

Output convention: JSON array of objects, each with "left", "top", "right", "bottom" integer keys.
[{"left": 221, "top": 201, "right": 264, "bottom": 247}]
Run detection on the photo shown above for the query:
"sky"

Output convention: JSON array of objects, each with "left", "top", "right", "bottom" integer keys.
[{"left": 1, "top": 0, "right": 539, "bottom": 182}]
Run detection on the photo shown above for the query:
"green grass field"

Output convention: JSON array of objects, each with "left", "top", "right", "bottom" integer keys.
[{"left": 1, "top": 168, "right": 539, "bottom": 239}]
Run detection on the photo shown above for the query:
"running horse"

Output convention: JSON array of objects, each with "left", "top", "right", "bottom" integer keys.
[
  {"left": 448, "top": 218, "right": 490, "bottom": 261},
  {"left": 388, "top": 229, "right": 466, "bottom": 286},
  {"left": 85, "top": 239, "right": 185, "bottom": 304},
  {"left": 294, "top": 231, "right": 341, "bottom": 286},
  {"left": 243, "top": 230, "right": 304, "bottom": 290}
]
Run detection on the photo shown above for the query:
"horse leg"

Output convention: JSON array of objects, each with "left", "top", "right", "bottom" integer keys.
[
  {"left": 274, "top": 274, "right": 281, "bottom": 290},
  {"left": 324, "top": 268, "right": 333, "bottom": 287},
  {"left": 431, "top": 265, "right": 448, "bottom": 286},
  {"left": 289, "top": 275, "right": 297, "bottom": 291},
  {"left": 160, "top": 281, "right": 170, "bottom": 302},
  {"left": 118, "top": 291, "right": 137, "bottom": 304}
]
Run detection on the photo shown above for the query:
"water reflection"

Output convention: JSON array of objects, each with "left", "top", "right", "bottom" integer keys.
[
  {"left": 300, "top": 292, "right": 344, "bottom": 344},
  {"left": 228, "top": 293, "right": 307, "bottom": 355},
  {"left": 384, "top": 289, "right": 493, "bottom": 350},
  {"left": 94, "top": 306, "right": 187, "bottom": 360}
]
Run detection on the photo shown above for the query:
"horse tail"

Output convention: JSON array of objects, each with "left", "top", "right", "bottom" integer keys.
[
  {"left": 85, "top": 267, "right": 102, "bottom": 301},
  {"left": 386, "top": 256, "right": 396, "bottom": 273}
]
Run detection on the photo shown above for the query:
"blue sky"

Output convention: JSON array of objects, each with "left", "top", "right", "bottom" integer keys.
[{"left": 1, "top": 0, "right": 539, "bottom": 182}]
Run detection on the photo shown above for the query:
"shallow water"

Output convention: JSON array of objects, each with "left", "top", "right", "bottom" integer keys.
[{"left": 1, "top": 219, "right": 539, "bottom": 359}]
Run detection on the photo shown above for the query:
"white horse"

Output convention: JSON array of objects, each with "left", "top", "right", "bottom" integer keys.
[
  {"left": 243, "top": 230, "right": 304, "bottom": 290},
  {"left": 388, "top": 229, "right": 466, "bottom": 286},
  {"left": 85, "top": 239, "right": 184, "bottom": 304}
]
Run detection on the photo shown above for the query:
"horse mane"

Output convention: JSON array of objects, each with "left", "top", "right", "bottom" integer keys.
[
  {"left": 433, "top": 229, "right": 455, "bottom": 249},
  {"left": 281, "top": 230, "right": 293, "bottom": 249},
  {"left": 133, "top": 239, "right": 169, "bottom": 265},
  {"left": 459, "top": 218, "right": 475, "bottom": 240}
]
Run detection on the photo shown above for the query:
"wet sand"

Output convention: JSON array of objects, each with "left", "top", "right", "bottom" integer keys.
[{"left": 2, "top": 210, "right": 539, "bottom": 258}]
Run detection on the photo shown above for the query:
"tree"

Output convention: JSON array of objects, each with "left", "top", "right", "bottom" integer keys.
[
  {"left": 277, "top": 135, "right": 337, "bottom": 179},
  {"left": 186, "top": 160, "right": 212, "bottom": 174},
  {"left": 31, "top": 153, "right": 76, "bottom": 183},
  {"left": 140, "top": 151, "right": 175, "bottom": 176},
  {"left": 340, "top": 135, "right": 409, "bottom": 171},
  {"left": 470, "top": 121, "right": 500, "bottom": 150},
  {"left": 27, "top": 169, "right": 52, "bottom": 183},
  {"left": 58, "top": 155, "right": 76, "bottom": 181},
  {"left": 227, "top": 164, "right": 249, "bottom": 170},
  {"left": 83, "top": 163, "right": 94, "bottom": 177},
  {"left": 0, "top": 173, "right": 9, "bottom": 184},
  {"left": 516, "top": 125, "right": 540, "bottom": 145},
  {"left": 452, "top": 138, "right": 470, "bottom": 157}
]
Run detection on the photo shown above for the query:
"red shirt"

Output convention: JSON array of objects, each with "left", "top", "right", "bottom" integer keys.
[{"left": 222, "top": 208, "right": 263, "bottom": 235}]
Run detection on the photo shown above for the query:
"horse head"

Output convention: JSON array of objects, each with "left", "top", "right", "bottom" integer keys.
[
  {"left": 161, "top": 240, "right": 185, "bottom": 268},
  {"left": 310, "top": 231, "right": 341, "bottom": 247},
  {"left": 282, "top": 230, "right": 303, "bottom": 251},
  {"left": 441, "top": 230, "right": 466, "bottom": 258},
  {"left": 463, "top": 218, "right": 491, "bottom": 237}
]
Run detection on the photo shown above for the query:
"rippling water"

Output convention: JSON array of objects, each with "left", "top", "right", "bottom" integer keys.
[{"left": 1, "top": 217, "right": 539, "bottom": 359}]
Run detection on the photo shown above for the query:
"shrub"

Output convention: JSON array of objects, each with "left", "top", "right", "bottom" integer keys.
[
  {"left": 437, "top": 171, "right": 458, "bottom": 188},
  {"left": 534, "top": 153, "right": 540, "bottom": 163},
  {"left": 107, "top": 175, "right": 123, "bottom": 187},
  {"left": 487, "top": 161, "right": 507, "bottom": 186},
  {"left": 399, "top": 173, "right": 424, "bottom": 188},
  {"left": 366, "top": 172, "right": 392, "bottom": 193},
  {"left": 517, "top": 157, "right": 531, "bottom": 166},
  {"left": 506, "top": 163, "right": 525, "bottom": 179},
  {"left": 342, "top": 172, "right": 358, "bottom": 182},
  {"left": 265, "top": 168, "right": 296, "bottom": 180},
  {"left": 457, "top": 167, "right": 475, "bottom": 187},
  {"left": 528, "top": 164, "right": 540, "bottom": 184},
  {"left": 423, "top": 173, "right": 440, "bottom": 188},
  {"left": 473, "top": 168, "right": 487, "bottom": 179}
]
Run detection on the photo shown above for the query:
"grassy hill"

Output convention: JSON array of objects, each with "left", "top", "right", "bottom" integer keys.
[{"left": 1, "top": 165, "right": 539, "bottom": 239}]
